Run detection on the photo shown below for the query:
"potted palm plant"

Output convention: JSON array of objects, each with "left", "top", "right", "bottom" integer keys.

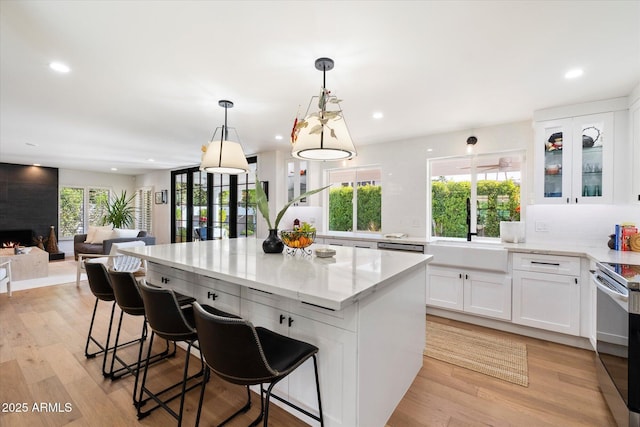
[
  {"left": 101, "top": 190, "right": 135, "bottom": 229},
  {"left": 255, "top": 177, "right": 329, "bottom": 253}
]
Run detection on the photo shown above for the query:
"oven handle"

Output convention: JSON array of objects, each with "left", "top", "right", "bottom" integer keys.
[{"left": 592, "top": 272, "right": 629, "bottom": 301}]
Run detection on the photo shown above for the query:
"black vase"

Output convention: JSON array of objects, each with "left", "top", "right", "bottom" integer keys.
[{"left": 262, "top": 229, "right": 284, "bottom": 254}]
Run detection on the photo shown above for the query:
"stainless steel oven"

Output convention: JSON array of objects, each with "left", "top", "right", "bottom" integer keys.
[{"left": 594, "top": 262, "right": 640, "bottom": 427}]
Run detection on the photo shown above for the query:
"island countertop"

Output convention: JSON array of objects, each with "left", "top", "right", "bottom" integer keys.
[{"left": 121, "top": 238, "right": 432, "bottom": 311}]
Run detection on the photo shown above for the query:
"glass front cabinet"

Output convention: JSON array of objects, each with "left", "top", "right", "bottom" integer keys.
[
  {"left": 534, "top": 112, "right": 614, "bottom": 204},
  {"left": 287, "top": 158, "right": 308, "bottom": 205}
]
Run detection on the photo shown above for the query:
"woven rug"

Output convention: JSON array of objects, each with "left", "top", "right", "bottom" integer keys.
[{"left": 424, "top": 321, "right": 529, "bottom": 387}]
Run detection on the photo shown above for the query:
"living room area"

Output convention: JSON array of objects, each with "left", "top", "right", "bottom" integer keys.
[{"left": 0, "top": 163, "right": 159, "bottom": 295}]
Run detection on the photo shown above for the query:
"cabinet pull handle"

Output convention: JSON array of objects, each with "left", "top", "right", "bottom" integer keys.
[
  {"left": 465, "top": 274, "right": 469, "bottom": 280},
  {"left": 279, "top": 314, "right": 286, "bottom": 324},
  {"left": 575, "top": 198, "right": 578, "bottom": 204},
  {"left": 575, "top": 278, "right": 578, "bottom": 285},
  {"left": 207, "top": 291, "right": 218, "bottom": 300},
  {"left": 459, "top": 273, "right": 462, "bottom": 279},
  {"left": 162, "top": 277, "right": 170, "bottom": 284},
  {"left": 288, "top": 317, "right": 294, "bottom": 327},
  {"left": 531, "top": 261, "right": 561, "bottom": 266},
  {"left": 566, "top": 198, "right": 570, "bottom": 204}
]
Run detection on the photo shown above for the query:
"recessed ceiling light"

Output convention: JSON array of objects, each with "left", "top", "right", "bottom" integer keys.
[
  {"left": 25, "top": 142, "right": 39, "bottom": 147},
  {"left": 275, "top": 135, "right": 283, "bottom": 140},
  {"left": 372, "top": 112, "right": 384, "bottom": 120},
  {"left": 33, "top": 163, "right": 41, "bottom": 167},
  {"left": 564, "top": 68, "right": 583, "bottom": 79},
  {"left": 111, "top": 167, "right": 118, "bottom": 171},
  {"left": 147, "top": 158, "right": 155, "bottom": 162},
  {"left": 49, "top": 61, "right": 71, "bottom": 73},
  {"left": 427, "top": 148, "right": 433, "bottom": 152}
]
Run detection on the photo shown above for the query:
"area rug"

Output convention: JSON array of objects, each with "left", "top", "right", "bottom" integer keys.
[{"left": 424, "top": 321, "right": 529, "bottom": 387}]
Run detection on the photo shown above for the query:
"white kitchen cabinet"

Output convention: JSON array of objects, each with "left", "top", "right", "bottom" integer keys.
[
  {"left": 511, "top": 253, "right": 581, "bottom": 335},
  {"left": 426, "top": 266, "right": 511, "bottom": 320},
  {"left": 426, "top": 266, "right": 464, "bottom": 311},
  {"left": 534, "top": 112, "right": 614, "bottom": 204},
  {"left": 241, "top": 288, "right": 357, "bottom": 427},
  {"left": 287, "top": 158, "right": 309, "bottom": 205}
]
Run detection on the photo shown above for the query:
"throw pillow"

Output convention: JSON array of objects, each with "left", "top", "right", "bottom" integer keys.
[
  {"left": 91, "top": 228, "right": 116, "bottom": 244},
  {"left": 85, "top": 225, "right": 112, "bottom": 243}
]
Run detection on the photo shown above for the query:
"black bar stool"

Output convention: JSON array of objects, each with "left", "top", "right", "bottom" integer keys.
[
  {"left": 107, "top": 270, "right": 185, "bottom": 406},
  {"left": 136, "top": 281, "right": 219, "bottom": 426},
  {"left": 84, "top": 261, "right": 142, "bottom": 377},
  {"left": 192, "top": 301, "right": 324, "bottom": 427}
]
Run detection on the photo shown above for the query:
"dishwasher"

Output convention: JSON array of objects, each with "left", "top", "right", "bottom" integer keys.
[{"left": 377, "top": 241, "right": 425, "bottom": 253}]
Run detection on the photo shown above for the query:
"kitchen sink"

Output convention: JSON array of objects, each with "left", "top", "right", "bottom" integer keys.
[{"left": 426, "top": 240, "right": 508, "bottom": 272}]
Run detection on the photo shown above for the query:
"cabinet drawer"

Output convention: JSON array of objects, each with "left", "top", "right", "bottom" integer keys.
[
  {"left": 194, "top": 284, "right": 240, "bottom": 316},
  {"left": 290, "top": 299, "right": 357, "bottom": 332},
  {"left": 512, "top": 253, "right": 580, "bottom": 276},
  {"left": 197, "top": 274, "right": 241, "bottom": 297},
  {"left": 242, "top": 287, "right": 357, "bottom": 331},
  {"left": 147, "top": 262, "right": 195, "bottom": 296},
  {"left": 241, "top": 286, "right": 289, "bottom": 311}
]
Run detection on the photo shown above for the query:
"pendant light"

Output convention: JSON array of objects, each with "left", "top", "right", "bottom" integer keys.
[
  {"left": 291, "top": 58, "right": 357, "bottom": 160},
  {"left": 200, "top": 100, "right": 250, "bottom": 174}
]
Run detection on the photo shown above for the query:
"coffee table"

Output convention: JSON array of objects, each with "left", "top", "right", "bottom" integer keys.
[{"left": 0, "top": 247, "right": 49, "bottom": 281}]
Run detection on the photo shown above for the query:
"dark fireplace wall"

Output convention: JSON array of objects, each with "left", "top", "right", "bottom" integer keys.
[{"left": 0, "top": 163, "right": 59, "bottom": 245}]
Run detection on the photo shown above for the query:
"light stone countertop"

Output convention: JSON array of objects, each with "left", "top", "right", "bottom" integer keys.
[
  {"left": 319, "top": 232, "right": 640, "bottom": 265},
  {"left": 121, "top": 238, "right": 432, "bottom": 311}
]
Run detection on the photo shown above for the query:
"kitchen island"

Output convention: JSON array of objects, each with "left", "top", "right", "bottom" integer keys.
[{"left": 121, "top": 238, "right": 432, "bottom": 427}]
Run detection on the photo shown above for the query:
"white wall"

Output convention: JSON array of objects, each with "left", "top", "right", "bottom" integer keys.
[
  {"left": 135, "top": 170, "right": 171, "bottom": 244},
  {"left": 308, "top": 120, "right": 531, "bottom": 237},
  {"left": 59, "top": 168, "right": 136, "bottom": 194}
]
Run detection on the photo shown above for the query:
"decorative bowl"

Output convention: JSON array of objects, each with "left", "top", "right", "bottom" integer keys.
[
  {"left": 280, "top": 230, "right": 316, "bottom": 254},
  {"left": 315, "top": 248, "right": 336, "bottom": 258}
]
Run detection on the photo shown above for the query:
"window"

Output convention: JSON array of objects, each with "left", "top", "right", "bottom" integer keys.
[
  {"left": 327, "top": 166, "right": 382, "bottom": 232},
  {"left": 135, "top": 188, "right": 153, "bottom": 232},
  {"left": 429, "top": 151, "right": 523, "bottom": 239},
  {"left": 59, "top": 186, "right": 111, "bottom": 239}
]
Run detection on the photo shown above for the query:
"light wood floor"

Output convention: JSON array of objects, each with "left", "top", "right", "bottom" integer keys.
[{"left": 0, "top": 282, "right": 615, "bottom": 427}]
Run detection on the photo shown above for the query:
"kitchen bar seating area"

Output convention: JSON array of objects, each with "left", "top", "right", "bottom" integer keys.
[{"left": 0, "top": 279, "right": 616, "bottom": 426}]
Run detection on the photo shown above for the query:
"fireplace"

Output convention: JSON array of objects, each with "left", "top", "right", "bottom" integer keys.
[{"left": 0, "top": 229, "right": 35, "bottom": 247}]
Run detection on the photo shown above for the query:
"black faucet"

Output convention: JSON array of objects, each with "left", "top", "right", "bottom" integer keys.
[{"left": 466, "top": 197, "right": 477, "bottom": 242}]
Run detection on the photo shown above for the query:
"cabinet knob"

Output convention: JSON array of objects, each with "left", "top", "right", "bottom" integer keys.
[{"left": 279, "top": 314, "right": 286, "bottom": 324}]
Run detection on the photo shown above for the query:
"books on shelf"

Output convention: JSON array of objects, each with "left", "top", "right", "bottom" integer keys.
[{"left": 614, "top": 223, "right": 638, "bottom": 251}]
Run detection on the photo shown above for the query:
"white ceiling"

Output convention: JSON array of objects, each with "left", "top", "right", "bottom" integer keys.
[{"left": 1, "top": 1, "right": 639, "bottom": 175}]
